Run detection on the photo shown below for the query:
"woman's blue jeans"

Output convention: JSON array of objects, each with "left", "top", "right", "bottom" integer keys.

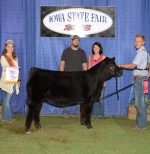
[
  {"left": 134, "top": 77, "right": 147, "bottom": 128},
  {"left": 2, "top": 87, "right": 15, "bottom": 121}
]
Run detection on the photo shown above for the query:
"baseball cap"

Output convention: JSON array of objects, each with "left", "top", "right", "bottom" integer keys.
[{"left": 72, "top": 35, "right": 80, "bottom": 40}]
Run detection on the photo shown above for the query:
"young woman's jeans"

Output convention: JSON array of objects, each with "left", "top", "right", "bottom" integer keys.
[
  {"left": 134, "top": 77, "right": 147, "bottom": 128},
  {"left": 92, "top": 87, "right": 105, "bottom": 117},
  {"left": 2, "top": 87, "right": 15, "bottom": 121}
]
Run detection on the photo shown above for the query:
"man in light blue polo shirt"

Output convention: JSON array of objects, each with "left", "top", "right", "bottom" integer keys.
[{"left": 119, "top": 34, "right": 149, "bottom": 129}]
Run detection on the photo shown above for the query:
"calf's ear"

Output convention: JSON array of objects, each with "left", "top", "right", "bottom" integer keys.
[{"left": 112, "top": 57, "right": 115, "bottom": 61}]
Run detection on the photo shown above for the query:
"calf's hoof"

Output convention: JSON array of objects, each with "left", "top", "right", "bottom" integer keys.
[
  {"left": 34, "top": 123, "right": 41, "bottom": 130},
  {"left": 86, "top": 124, "right": 92, "bottom": 129},
  {"left": 25, "top": 130, "right": 32, "bottom": 135},
  {"left": 25, "top": 127, "right": 31, "bottom": 134},
  {"left": 80, "top": 121, "right": 86, "bottom": 125}
]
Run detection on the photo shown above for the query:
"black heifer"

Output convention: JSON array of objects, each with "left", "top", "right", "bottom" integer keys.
[{"left": 25, "top": 57, "right": 123, "bottom": 133}]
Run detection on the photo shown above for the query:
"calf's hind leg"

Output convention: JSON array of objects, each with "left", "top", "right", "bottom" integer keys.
[
  {"left": 84, "top": 103, "right": 93, "bottom": 129},
  {"left": 33, "top": 102, "right": 42, "bottom": 130},
  {"left": 80, "top": 104, "right": 86, "bottom": 125},
  {"left": 25, "top": 104, "right": 35, "bottom": 133}
]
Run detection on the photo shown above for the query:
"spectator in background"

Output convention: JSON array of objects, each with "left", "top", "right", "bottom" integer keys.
[
  {"left": 88, "top": 42, "right": 106, "bottom": 118},
  {"left": 60, "top": 35, "right": 87, "bottom": 118}
]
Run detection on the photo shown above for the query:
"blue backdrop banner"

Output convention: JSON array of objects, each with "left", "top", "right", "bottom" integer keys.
[{"left": 0, "top": 0, "right": 150, "bottom": 116}]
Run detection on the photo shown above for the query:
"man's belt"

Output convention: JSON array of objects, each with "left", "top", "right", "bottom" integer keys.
[
  {"left": 134, "top": 75, "right": 145, "bottom": 79},
  {"left": 135, "top": 68, "right": 148, "bottom": 70}
]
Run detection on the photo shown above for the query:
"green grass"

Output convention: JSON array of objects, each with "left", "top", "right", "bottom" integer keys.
[{"left": 0, "top": 116, "right": 150, "bottom": 154}]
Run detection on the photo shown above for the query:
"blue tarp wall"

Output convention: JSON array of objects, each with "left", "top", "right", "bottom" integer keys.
[{"left": 0, "top": 0, "right": 150, "bottom": 116}]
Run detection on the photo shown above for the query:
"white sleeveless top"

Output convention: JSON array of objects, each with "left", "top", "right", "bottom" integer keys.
[{"left": 0, "top": 56, "right": 20, "bottom": 94}]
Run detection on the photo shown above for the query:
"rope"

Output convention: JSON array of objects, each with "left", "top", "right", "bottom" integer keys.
[
  {"left": 116, "top": 77, "right": 119, "bottom": 100},
  {"left": 100, "top": 83, "right": 133, "bottom": 100}
]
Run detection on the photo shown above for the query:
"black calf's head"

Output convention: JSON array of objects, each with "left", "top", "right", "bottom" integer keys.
[{"left": 105, "top": 57, "right": 123, "bottom": 78}]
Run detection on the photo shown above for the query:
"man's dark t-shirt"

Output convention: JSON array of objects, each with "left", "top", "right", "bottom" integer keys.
[{"left": 61, "top": 47, "right": 87, "bottom": 72}]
